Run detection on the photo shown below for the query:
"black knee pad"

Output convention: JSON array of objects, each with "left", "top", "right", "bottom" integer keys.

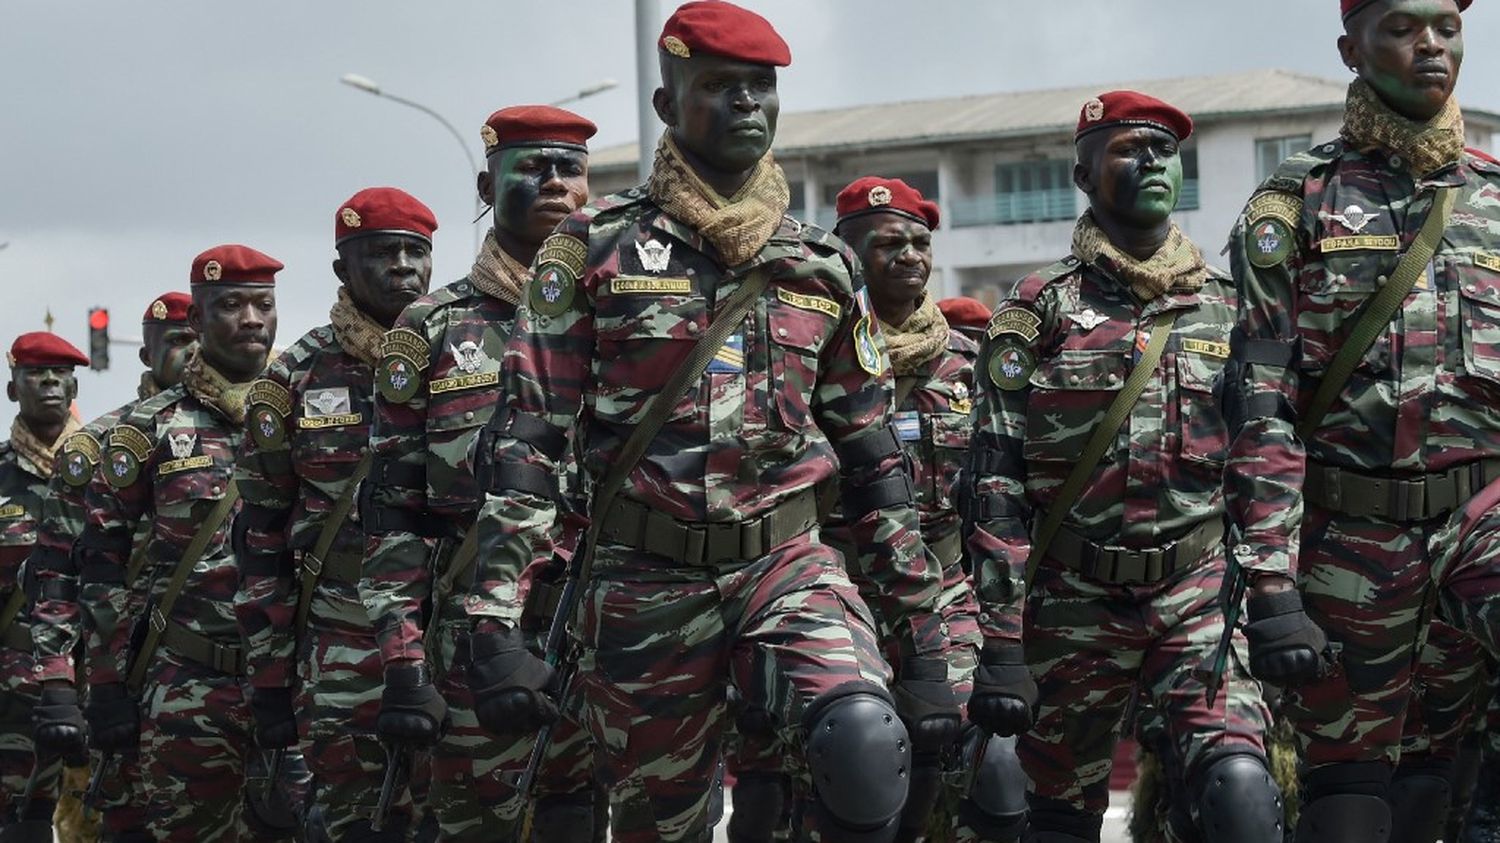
[
  {"left": 958, "top": 731, "right": 1028, "bottom": 842},
  {"left": 1388, "top": 762, "right": 1453, "bottom": 843},
  {"left": 532, "top": 788, "right": 597, "bottom": 843},
  {"left": 728, "top": 772, "right": 790, "bottom": 843},
  {"left": 802, "top": 684, "right": 909, "bottom": 842},
  {"left": 1295, "top": 762, "right": 1393, "bottom": 843},
  {"left": 1192, "top": 753, "right": 1285, "bottom": 843},
  {"left": 1025, "top": 796, "right": 1101, "bottom": 842}
]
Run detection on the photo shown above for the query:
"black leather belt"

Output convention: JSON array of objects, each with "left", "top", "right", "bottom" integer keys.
[
  {"left": 1304, "top": 458, "right": 1500, "bottom": 521},
  {"left": 1048, "top": 519, "right": 1224, "bottom": 585},
  {"left": 599, "top": 487, "right": 820, "bottom": 567},
  {"left": 161, "top": 621, "right": 244, "bottom": 676}
]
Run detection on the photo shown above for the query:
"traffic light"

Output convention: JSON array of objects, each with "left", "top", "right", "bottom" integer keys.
[{"left": 88, "top": 307, "right": 109, "bottom": 371}]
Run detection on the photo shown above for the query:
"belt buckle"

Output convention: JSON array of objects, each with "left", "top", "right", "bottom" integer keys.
[
  {"left": 303, "top": 553, "right": 324, "bottom": 577},
  {"left": 149, "top": 608, "right": 167, "bottom": 634},
  {"left": 681, "top": 522, "right": 708, "bottom": 566}
]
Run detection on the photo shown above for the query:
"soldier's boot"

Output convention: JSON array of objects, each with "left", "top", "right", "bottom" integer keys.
[
  {"left": 530, "top": 788, "right": 596, "bottom": 843},
  {"left": 1293, "top": 762, "right": 1392, "bottom": 843},
  {"left": 956, "top": 731, "right": 1028, "bottom": 843},
  {"left": 1448, "top": 739, "right": 1482, "bottom": 842},
  {"left": 1460, "top": 750, "right": 1500, "bottom": 843},
  {"left": 802, "top": 687, "right": 909, "bottom": 843},
  {"left": 728, "top": 772, "right": 790, "bottom": 843},
  {"left": 1191, "top": 753, "right": 1286, "bottom": 843},
  {"left": 894, "top": 745, "right": 945, "bottom": 842},
  {"left": 1387, "top": 760, "right": 1453, "bottom": 843},
  {"left": 1023, "top": 797, "right": 1100, "bottom": 843}
]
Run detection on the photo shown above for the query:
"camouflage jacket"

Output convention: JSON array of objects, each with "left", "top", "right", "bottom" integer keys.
[
  {"left": 967, "top": 255, "right": 1236, "bottom": 643},
  {"left": 235, "top": 323, "right": 374, "bottom": 689},
  {"left": 0, "top": 440, "right": 48, "bottom": 655},
  {"left": 78, "top": 386, "right": 245, "bottom": 684},
  {"left": 361, "top": 278, "right": 518, "bottom": 665},
  {"left": 1224, "top": 140, "right": 1500, "bottom": 577},
  {"left": 473, "top": 187, "right": 945, "bottom": 656}
]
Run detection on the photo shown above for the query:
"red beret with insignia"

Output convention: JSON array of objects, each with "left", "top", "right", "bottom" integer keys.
[
  {"left": 482, "top": 105, "right": 597, "bottom": 155},
  {"left": 1075, "top": 90, "right": 1194, "bottom": 142},
  {"left": 190, "top": 244, "right": 283, "bottom": 287},
  {"left": 335, "top": 187, "right": 438, "bottom": 246},
  {"left": 938, "top": 297, "right": 992, "bottom": 332},
  {"left": 8, "top": 332, "right": 88, "bottom": 369},
  {"left": 659, "top": 1, "right": 792, "bottom": 67},
  {"left": 1343, "top": 0, "right": 1467, "bottom": 18},
  {"left": 835, "top": 176, "right": 941, "bottom": 231},
  {"left": 142, "top": 291, "right": 191, "bottom": 324}
]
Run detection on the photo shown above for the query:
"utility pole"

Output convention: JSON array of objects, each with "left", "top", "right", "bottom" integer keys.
[{"left": 635, "top": 0, "right": 661, "bottom": 183}]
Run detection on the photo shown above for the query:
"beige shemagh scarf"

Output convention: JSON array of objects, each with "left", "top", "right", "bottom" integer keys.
[
  {"left": 182, "top": 350, "right": 253, "bottom": 425},
  {"left": 647, "top": 132, "right": 791, "bottom": 266},
  {"left": 881, "top": 295, "right": 950, "bottom": 375},
  {"left": 1071, "top": 211, "right": 1208, "bottom": 301},
  {"left": 137, "top": 372, "right": 162, "bottom": 401},
  {"left": 329, "top": 288, "right": 386, "bottom": 367},
  {"left": 1342, "top": 78, "right": 1465, "bottom": 177},
  {"left": 9, "top": 415, "right": 81, "bottom": 480},
  {"left": 469, "top": 228, "right": 531, "bottom": 306}
]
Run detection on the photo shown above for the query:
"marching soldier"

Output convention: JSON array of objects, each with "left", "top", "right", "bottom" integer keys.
[
  {"left": 358, "top": 106, "right": 599, "bottom": 840},
  {"left": 965, "top": 92, "right": 1282, "bottom": 843},
  {"left": 78, "top": 245, "right": 281, "bottom": 840},
  {"left": 0, "top": 332, "right": 89, "bottom": 840},
  {"left": 235, "top": 188, "right": 437, "bottom": 841},
  {"left": 472, "top": 4, "right": 958, "bottom": 841}
]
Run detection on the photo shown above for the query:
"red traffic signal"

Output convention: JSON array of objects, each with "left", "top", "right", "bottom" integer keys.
[
  {"left": 89, "top": 308, "right": 110, "bottom": 331},
  {"left": 87, "top": 307, "right": 109, "bottom": 371}
]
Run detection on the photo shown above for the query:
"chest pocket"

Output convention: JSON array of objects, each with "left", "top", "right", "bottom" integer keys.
[
  {"left": 1457, "top": 260, "right": 1500, "bottom": 385},
  {"left": 923, "top": 412, "right": 971, "bottom": 510},
  {"left": 593, "top": 287, "right": 707, "bottom": 425},
  {"left": 1023, "top": 349, "right": 1128, "bottom": 463},
  {"left": 1174, "top": 352, "right": 1229, "bottom": 464},
  {"left": 154, "top": 451, "right": 234, "bottom": 522},
  {"left": 292, "top": 385, "right": 372, "bottom": 469},
  {"left": 0, "top": 497, "right": 36, "bottom": 555},
  {"left": 1298, "top": 254, "right": 1396, "bottom": 377},
  {"left": 767, "top": 299, "right": 834, "bottom": 431},
  {"left": 426, "top": 321, "right": 507, "bottom": 507}
]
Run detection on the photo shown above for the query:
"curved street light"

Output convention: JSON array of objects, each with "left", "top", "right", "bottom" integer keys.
[{"left": 550, "top": 78, "right": 619, "bottom": 107}]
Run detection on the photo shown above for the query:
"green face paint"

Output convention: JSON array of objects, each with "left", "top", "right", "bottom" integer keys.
[{"left": 1351, "top": 0, "right": 1463, "bottom": 120}]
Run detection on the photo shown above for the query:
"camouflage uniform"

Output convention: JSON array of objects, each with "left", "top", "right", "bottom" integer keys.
[
  {"left": 967, "top": 251, "right": 1271, "bottom": 824},
  {"left": 473, "top": 182, "right": 944, "bottom": 843}
]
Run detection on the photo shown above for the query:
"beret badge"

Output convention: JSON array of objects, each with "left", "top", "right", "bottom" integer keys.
[
  {"left": 341, "top": 207, "right": 362, "bottom": 228},
  {"left": 151, "top": 300, "right": 168, "bottom": 320},
  {"left": 1084, "top": 98, "right": 1105, "bottom": 122},
  {"left": 663, "top": 35, "right": 691, "bottom": 58},
  {"left": 203, "top": 260, "right": 223, "bottom": 282},
  {"left": 480, "top": 124, "right": 499, "bottom": 149},
  {"left": 868, "top": 186, "right": 892, "bottom": 207}
]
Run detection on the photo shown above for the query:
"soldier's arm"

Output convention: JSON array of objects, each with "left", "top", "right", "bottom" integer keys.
[
  {"left": 27, "top": 438, "right": 97, "bottom": 683},
  {"left": 232, "top": 360, "right": 300, "bottom": 689}
]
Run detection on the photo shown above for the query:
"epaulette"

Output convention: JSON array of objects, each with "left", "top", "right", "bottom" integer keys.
[
  {"left": 1256, "top": 138, "right": 1341, "bottom": 196},
  {"left": 593, "top": 187, "right": 651, "bottom": 214},
  {"left": 1467, "top": 147, "right": 1500, "bottom": 176},
  {"left": 121, "top": 385, "right": 181, "bottom": 430},
  {"left": 1011, "top": 255, "right": 1082, "bottom": 304}
]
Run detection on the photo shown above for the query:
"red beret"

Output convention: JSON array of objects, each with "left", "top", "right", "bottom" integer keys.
[
  {"left": 835, "top": 177, "right": 941, "bottom": 231},
  {"left": 335, "top": 187, "right": 438, "bottom": 246},
  {"left": 659, "top": 1, "right": 791, "bottom": 67},
  {"left": 7, "top": 332, "right": 88, "bottom": 369},
  {"left": 143, "top": 291, "right": 191, "bottom": 324},
  {"left": 482, "top": 105, "right": 597, "bottom": 155},
  {"left": 937, "top": 297, "right": 992, "bottom": 332},
  {"left": 1075, "top": 90, "right": 1193, "bottom": 142},
  {"left": 1343, "top": 0, "right": 1468, "bottom": 18},
  {"left": 190, "top": 244, "right": 282, "bottom": 287}
]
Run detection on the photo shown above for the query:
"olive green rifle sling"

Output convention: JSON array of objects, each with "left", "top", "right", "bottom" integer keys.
[
  {"left": 1023, "top": 308, "right": 1180, "bottom": 589},
  {"left": 293, "top": 452, "right": 373, "bottom": 637},
  {"left": 126, "top": 482, "right": 240, "bottom": 694},
  {"left": 1296, "top": 186, "right": 1455, "bottom": 438},
  {"left": 422, "top": 527, "right": 478, "bottom": 669}
]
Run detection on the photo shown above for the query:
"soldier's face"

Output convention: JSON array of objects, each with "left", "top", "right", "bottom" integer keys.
[
  {"left": 189, "top": 285, "right": 276, "bottom": 381},
  {"left": 1077, "top": 126, "right": 1183, "bottom": 229},
  {"left": 843, "top": 214, "right": 933, "bottom": 318},
  {"left": 1341, "top": 0, "right": 1463, "bottom": 121},
  {"left": 483, "top": 147, "right": 590, "bottom": 247},
  {"left": 335, "top": 233, "right": 434, "bottom": 327},
  {"left": 657, "top": 55, "right": 779, "bottom": 179},
  {"left": 139, "top": 323, "right": 197, "bottom": 389},
  {"left": 6, "top": 366, "right": 77, "bottom": 429}
]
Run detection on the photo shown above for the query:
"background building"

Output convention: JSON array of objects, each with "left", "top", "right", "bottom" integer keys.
[{"left": 588, "top": 69, "right": 1500, "bottom": 304}]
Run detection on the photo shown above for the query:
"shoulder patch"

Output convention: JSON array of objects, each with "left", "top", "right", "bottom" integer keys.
[
  {"left": 246, "top": 379, "right": 291, "bottom": 418},
  {"left": 529, "top": 233, "right": 587, "bottom": 317},
  {"left": 1246, "top": 191, "right": 1301, "bottom": 229},
  {"left": 986, "top": 305, "right": 1042, "bottom": 343},
  {"left": 246, "top": 378, "right": 291, "bottom": 449},
  {"left": 378, "top": 327, "right": 429, "bottom": 403},
  {"left": 60, "top": 431, "right": 102, "bottom": 488},
  {"left": 987, "top": 340, "right": 1037, "bottom": 391},
  {"left": 1244, "top": 192, "right": 1301, "bottom": 269},
  {"left": 853, "top": 315, "right": 887, "bottom": 376},
  {"left": 105, "top": 424, "right": 153, "bottom": 488}
]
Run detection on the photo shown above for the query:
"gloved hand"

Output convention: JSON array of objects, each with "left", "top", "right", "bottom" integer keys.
[
  {"left": 1245, "top": 587, "right": 1331, "bottom": 686},
  {"left": 469, "top": 627, "right": 557, "bottom": 737},
  {"left": 249, "top": 686, "right": 299, "bottom": 750},
  {"left": 33, "top": 683, "right": 87, "bottom": 764},
  {"left": 890, "top": 657, "right": 962, "bottom": 752},
  {"left": 968, "top": 642, "right": 1037, "bottom": 737},
  {"left": 84, "top": 682, "right": 140, "bottom": 753},
  {"left": 376, "top": 663, "right": 448, "bottom": 746}
]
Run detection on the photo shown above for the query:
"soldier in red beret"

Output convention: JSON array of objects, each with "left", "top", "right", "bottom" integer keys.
[
  {"left": 77, "top": 245, "right": 282, "bottom": 839},
  {"left": 470, "top": 3, "right": 958, "bottom": 842},
  {"left": 938, "top": 297, "right": 993, "bottom": 345},
  {"left": 362, "top": 106, "right": 601, "bottom": 840}
]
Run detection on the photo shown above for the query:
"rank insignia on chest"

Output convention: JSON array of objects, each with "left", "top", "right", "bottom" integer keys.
[
  {"left": 449, "top": 341, "right": 486, "bottom": 375},
  {"left": 635, "top": 239, "right": 672, "bottom": 274},
  {"left": 160, "top": 432, "right": 211, "bottom": 476},
  {"left": 378, "top": 328, "right": 429, "bottom": 404},
  {"left": 707, "top": 333, "right": 746, "bottom": 374},
  {"left": 950, "top": 381, "right": 972, "bottom": 415},
  {"left": 1068, "top": 308, "right": 1108, "bottom": 332},
  {"left": 988, "top": 341, "right": 1036, "bottom": 391},
  {"left": 300, "top": 387, "right": 361, "bottom": 429},
  {"left": 1320, "top": 204, "right": 1377, "bottom": 234},
  {"left": 168, "top": 433, "right": 196, "bottom": 460},
  {"left": 854, "top": 315, "right": 886, "bottom": 376}
]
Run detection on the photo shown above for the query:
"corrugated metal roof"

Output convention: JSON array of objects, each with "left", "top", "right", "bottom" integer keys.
[{"left": 591, "top": 68, "right": 1500, "bottom": 171}]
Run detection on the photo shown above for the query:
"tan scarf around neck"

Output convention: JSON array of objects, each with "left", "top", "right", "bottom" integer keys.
[
  {"left": 182, "top": 350, "right": 254, "bottom": 425},
  {"left": 1071, "top": 211, "right": 1208, "bottom": 301},
  {"left": 329, "top": 287, "right": 386, "bottom": 367},
  {"left": 1342, "top": 78, "right": 1465, "bottom": 177},
  {"left": 469, "top": 228, "right": 531, "bottom": 306},
  {"left": 647, "top": 132, "right": 791, "bottom": 266},
  {"left": 881, "top": 295, "right": 950, "bottom": 376},
  {"left": 9, "top": 415, "right": 81, "bottom": 480},
  {"left": 137, "top": 372, "right": 162, "bottom": 401}
]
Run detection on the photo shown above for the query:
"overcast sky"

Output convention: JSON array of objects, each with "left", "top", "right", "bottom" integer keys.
[{"left": 3, "top": 0, "right": 1497, "bottom": 426}]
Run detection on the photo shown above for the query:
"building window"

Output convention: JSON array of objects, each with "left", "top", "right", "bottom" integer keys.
[
  {"left": 980, "top": 159, "right": 1077, "bottom": 225},
  {"left": 1256, "top": 135, "right": 1312, "bottom": 181},
  {"left": 787, "top": 179, "right": 805, "bottom": 220},
  {"left": 1178, "top": 148, "right": 1200, "bottom": 211}
]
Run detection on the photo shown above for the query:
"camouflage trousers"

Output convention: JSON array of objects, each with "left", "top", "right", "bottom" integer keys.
[
  {"left": 0, "top": 641, "right": 60, "bottom": 825},
  {"left": 577, "top": 534, "right": 891, "bottom": 843},
  {"left": 88, "top": 746, "right": 147, "bottom": 837},
  {"left": 1400, "top": 619, "right": 1488, "bottom": 767},
  {"left": 1020, "top": 554, "right": 1270, "bottom": 817}
]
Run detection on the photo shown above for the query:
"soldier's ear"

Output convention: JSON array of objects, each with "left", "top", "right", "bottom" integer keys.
[
  {"left": 5, "top": 381, "right": 16, "bottom": 404},
  {"left": 476, "top": 170, "right": 494, "bottom": 207},
  {"left": 1337, "top": 33, "right": 1360, "bottom": 74},
  {"left": 138, "top": 345, "right": 150, "bottom": 368},
  {"left": 652, "top": 87, "right": 677, "bottom": 128},
  {"left": 187, "top": 301, "right": 203, "bottom": 335},
  {"left": 1073, "top": 161, "right": 1096, "bottom": 196},
  {"left": 332, "top": 258, "right": 349, "bottom": 283}
]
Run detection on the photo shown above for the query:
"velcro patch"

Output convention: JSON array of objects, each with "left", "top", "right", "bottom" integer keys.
[
  {"left": 246, "top": 379, "right": 292, "bottom": 418},
  {"left": 380, "top": 328, "right": 429, "bottom": 367},
  {"left": 0, "top": 503, "right": 24, "bottom": 519},
  {"left": 536, "top": 233, "right": 587, "bottom": 280},
  {"left": 63, "top": 431, "right": 102, "bottom": 462},
  {"left": 612, "top": 276, "right": 693, "bottom": 295},
  {"left": 108, "top": 425, "right": 153, "bottom": 463},
  {"left": 430, "top": 371, "right": 500, "bottom": 394},
  {"left": 1181, "top": 339, "right": 1230, "bottom": 359},
  {"left": 298, "top": 413, "right": 362, "bottom": 429},
  {"left": 1475, "top": 253, "right": 1500, "bottom": 273},
  {"left": 986, "top": 306, "right": 1041, "bottom": 342},
  {"left": 159, "top": 455, "right": 213, "bottom": 475},
  {"left": 776, "top": 288, "right": 842, "bottom": 319},
  {"left": 1246, "top": 191, "right": 1301, "bottom": 229},
  {"left": 1320, "top": 234, "right": 1400, "bottom": 253}
]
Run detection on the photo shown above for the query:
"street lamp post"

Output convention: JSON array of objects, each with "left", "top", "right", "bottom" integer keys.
[{"left": 549, "top": 78, "right": 618, "bottom": 107}]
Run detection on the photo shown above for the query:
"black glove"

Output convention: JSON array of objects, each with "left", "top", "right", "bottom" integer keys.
[
  {"left": 968, "top": 642, "right": 1038, "bottom": 738},
  {"left": 84, "top": 682, "right": 140, "bottom": 753},
  {"left": 890, "top": 657, "right": 962, "bottom": 752},
  {"left": 33, "top": 684, "right": 87, "bottom": 764},
  {"left": 1245, "top": 588, "right": 1331, "bottom": 686},
  {"left": 469, "top": 627, "right": 558, "bottom": 737},
  {"left": 376, "top": 663, "right": 448, "bottom": 746},
  {"left": 249, "top": 686, "right": 299, "bottom": 750}
]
